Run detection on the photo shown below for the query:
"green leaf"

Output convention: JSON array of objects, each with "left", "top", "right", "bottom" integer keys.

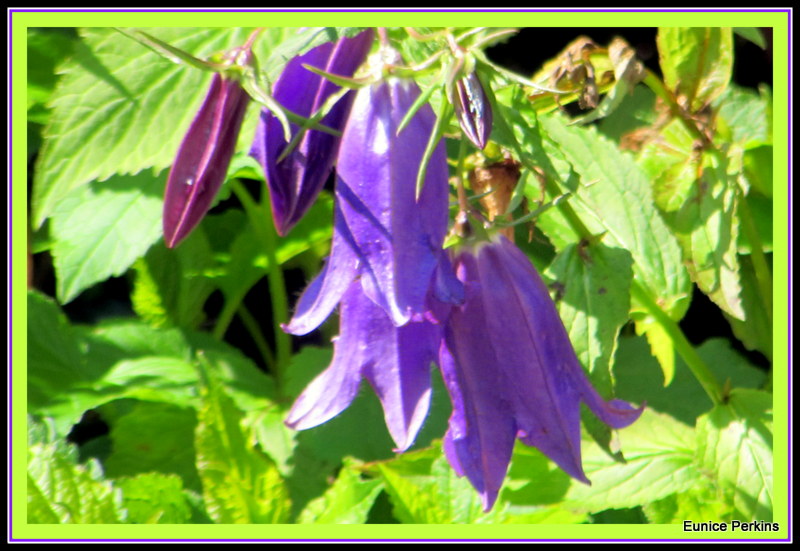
[
  {"left": 28, "top": 420, "right": 125, "bottom": 523},
  {"left": 614, "top": 336, "right": 767, "bottom": 426},
  {"left": 195, "top": 359, "right": 290, "bottom": 523},
  {"left": 639, "top": 119, "right": 744, "bottom": 319},
  {"left": 597, "top": 85, "right": 657, "bottom": 144},
  {"left": 537, "top": 113, "right": 692, "bottom": 319},
  {"left": 657, "top": 27, "right": 733, "bottom": 112},
  {"left": 50, "top": 170, "right": 165, "bottom": 304},
  {"left": 102, "top": 401, "right": 201, "bottom": 492},
  {"left": 376, "top": 447, "right": 504, "bottom": 524},
  {"left": 716, "top": 85, "right": 772, "bottom": 149},
  {"left": 27, "top": 28, "right": 78, "bottom": 116},
  {"left": 733, "top": 27, "right": 767, "bottom": 49},
  {"left": 564, "top": 409, "right": 700, "bottom": 510},
  {"left": 131, "top": 225, "right": 216, "bottom": 329},
  {"left": 117, "top": 473, "right": 192, "bottom": 524},
  {"left": 724, "top": 255, "right": 773, "bottom": 361},
  {"left": 298, "top": 459, "right": 384, "bottom": 524},
  {"left": 27, "top": 291, "right": 87, "bottom": 411},
  {"left": 696, "top": 389, "right": 773, "bottom": 521},
  {"left": 546, "top": 242, "right": 633, "bottom": 393},
  {"left": 32, "top": 27, "right": 258, "bottom": 227},
  {"left": 643, "top": 479, "right": 732, "bottom": 523}
]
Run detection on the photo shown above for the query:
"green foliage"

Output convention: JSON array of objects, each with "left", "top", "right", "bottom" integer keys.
[
  {"left": 25, "top": 25, "right": 775, "bottom": 529},
  {"left": 27, "top": 419, "right": 126, "bottom": 524}
]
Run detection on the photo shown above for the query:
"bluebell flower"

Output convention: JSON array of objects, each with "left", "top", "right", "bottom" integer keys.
[
  {"left": 439, "top": 235, "right": 644, "bottom": 511},
  {"left": 250, "top": 30, "right": 374, "bottom": 236}
]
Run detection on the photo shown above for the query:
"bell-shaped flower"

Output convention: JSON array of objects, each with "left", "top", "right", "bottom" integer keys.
[
  {"left": 286, "top": 282, "right": 441, "bottom": 451},
  {"left": 284, "top": 75, "right": 462, "bottom": 335},
  {"left": 163, "top": 72, "right": 249, "bottom": 248},
  {"left": 452, "top": 72, "right": 492, "bottom": 150},
  {"left": 250, "top": 30, "right": 374, "bottom": 236},
  {"left": 440, "top": 235, "right": 643, "bottom": 511}
]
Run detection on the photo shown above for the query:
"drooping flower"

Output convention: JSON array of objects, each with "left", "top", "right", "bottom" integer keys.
[
  {"left": 250, "top": 30, "right": 374, "bottom": 236},
  {"left": 284, "top": 75, "right": 462, "bottom": 335},
  {"left": 439, "top": 235, "right": 644, "bottom": 511},
  {"left": 163, "top": 69, "right": 250, "bottom": 249},
  {"left": 452, "top": 71, "right": 492, "bottom": 150},
  {"left": 282, "top": 67, "right": 464, "bottom": 451}
]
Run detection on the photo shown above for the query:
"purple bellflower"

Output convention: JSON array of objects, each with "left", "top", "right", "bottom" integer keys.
[
  {"left": 250, "top": 30, "right": 374, "bottom": 236},
  {"left": 284, "top": 75, "right": 462, "bottom": 335},
  {"left": 440, "top": 236, "right": 644, "bottom": 511},
  {"left": 452, "top": 72, "right": 492, "bottom": 150},
  {"left": 282, "top": 71, "right": 464, "bottom": 451},
  {"left": 163, "top": 70, "right": 249, "bottom": 248}
]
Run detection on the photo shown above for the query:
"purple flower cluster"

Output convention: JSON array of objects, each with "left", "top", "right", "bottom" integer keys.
[
  {"left": 263, "top": 38, "right": 642, "bottom": 510},
  {"left": 163, "top": 32, "right": 643, "bottom": 511}
]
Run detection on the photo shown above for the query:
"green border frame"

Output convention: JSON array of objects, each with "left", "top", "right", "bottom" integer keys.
[{"left": 11, "top": 9, "right": 791, "bottom": 542}]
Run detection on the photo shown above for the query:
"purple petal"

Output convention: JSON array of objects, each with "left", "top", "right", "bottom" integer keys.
[
  {"left": 439, "top": 261, "right": 517, "bottom": 511},
  {"left": 251, "top": 30, "right": 374, "bottom": 236},
  {"left": 357, "top": 288, "right": 438, "bottom": 451},
  {"left": 336, "top": 79, "right": 450, "bottom": 325},
  {"left": 283, "top": 202, "right": 359, "bottom": 336},
  {"left": 285, "top": 284, "right": 366, "bottom": 430},
  {"left": 163, "top": 74, "right": 249, "bottom": 248}
]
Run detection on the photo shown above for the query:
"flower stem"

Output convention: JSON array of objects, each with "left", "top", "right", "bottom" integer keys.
[
  {"left": 630, "top": 280, "right": 725, "bottom": 405},
  {"left": 230, "top": 180, "right": 291, "bottom": 391}
]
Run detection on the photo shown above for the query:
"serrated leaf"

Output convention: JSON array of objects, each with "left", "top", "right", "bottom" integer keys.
[
  {"left": 33, "top": 27, "right": 258, "bottom": 227},
  {"left": 639, "top": 119, "right": 744, "bottom": 319},
  {"left": 117, "top": 473, "right": 192, "bottom": 524},
  {"left": 50, "top": 170, "right": 165, "bottom": 304},
  {"left": 537, "top": 113, "right": 692, "bottom": 320},
  {"left": 298, "top": 459, "right": 383, "bottom": 524},
  {"left": 28, "top": 435, "right": 125, "bottom": 523},
  {"left": 657, "top": 27, "right": 733, "bottom": 112},
  {"left": 696, "top": 389, "right": 773, "bottom": 521},
  {"left": 564, "top": 409, "right": 700, "bottom": 510},
  {"left": 195, "top": 361, "right": 290, "bottom": 524}
]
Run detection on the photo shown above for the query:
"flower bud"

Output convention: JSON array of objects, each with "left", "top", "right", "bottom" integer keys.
[
  {"left": 163, "top": 73, "right": 249, "bottom": 248},
  {"left": 452, "top": 72, "right": 492, "bottom": 150}
]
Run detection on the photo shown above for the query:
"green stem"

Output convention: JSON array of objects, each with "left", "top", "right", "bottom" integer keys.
[
  {"left": 212, "top": 289, "right": 247, "bottom": 341},
  {"left": 631, "top": 280, "right": 724, "bottom": 405},
  {"left": 230, "top": 180, "right": 292, "bottom": 391},
  {"left": 642, "top": 69, "right": 709, "bottom": 146},
  {"left": 237, "top": 303, "right": 276, "bottom": 373}
]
